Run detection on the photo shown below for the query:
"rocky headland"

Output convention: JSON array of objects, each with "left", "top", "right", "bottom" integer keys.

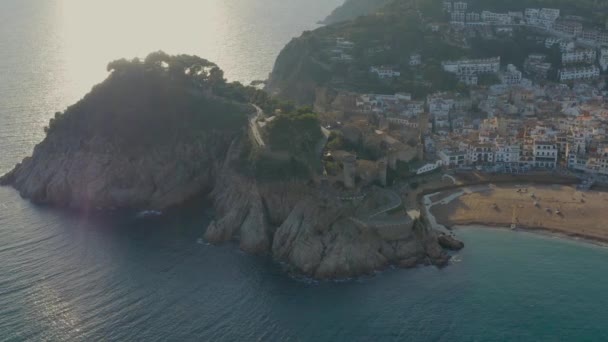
[
  {"left": 1, "top": 52, "right": 457, "bottom": 280},
  {"left": 205, "top": 140, "right": 451, "bottom": 279}
]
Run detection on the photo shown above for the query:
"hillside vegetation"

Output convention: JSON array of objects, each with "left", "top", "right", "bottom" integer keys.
[
  {"left": 44, "top": 52, "right": 278, "bottom": 152},
  {"left": 268, "top": 0, "right": 608, "bottom": 105},
  {"left": 268, "top": 0, "right": 464, "bottom": 103},
  {"left": 322, "top": 0, "right": 392, "bottom": 24}
]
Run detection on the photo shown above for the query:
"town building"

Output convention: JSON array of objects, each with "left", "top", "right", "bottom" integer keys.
[
  {"left": 533, "top": 141, "right": 558, "bottom": 168},
  {"left": 554, "top": 20, "right": 583, "bottom": 37},
  {"left": 370, "top": 66, "right": 401, "bottom": 79},
  {"left": 481, "top": 11, "right": 511, "bottom": 25},
  {"left": 524, "top": 54, "right": 552, "bottom": 80},
  {"left": 453, "top": 1, "right": 467, "bottom": 12},
  {"left": 495, "top": 141, "right": 521, "bottom": 164},
  {"left": 441, "top": 57, "right": 501, "bottom": 81},
  {"left": 409, "top": 53, "right": 422, "bottom": 66},
  {"left": 500, "top": 64, "right": 523, "bottom": 85},
  {"left": 599, "top": 48, "right": 608, "bottom": 71},
  {"left": 438, "top": 149, "right": 467, "bottom": 167},
  {"left": 525, "top": 8, "right": 560, "bottom": 28},
  {"left": 558, "top": 66, "right": 600, "bottom": 82},
  {"left": 451, "top": 11, "right": 465, "bottom": 24},
  {"left": 465, "top": 12, "right": 480, "bottom": 23},
  {"left": 561, "top": 49, "right": 597, "bottom": 65}
]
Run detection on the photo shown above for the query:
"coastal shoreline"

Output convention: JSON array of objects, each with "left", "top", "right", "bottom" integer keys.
[
  {"left": 452, "top": 224, "right": 608, "bottom": 249},
  {"left": 423, "top": 182, "right": 608, "bottom": 247}
]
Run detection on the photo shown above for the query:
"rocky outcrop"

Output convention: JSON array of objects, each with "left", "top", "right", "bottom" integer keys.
[
  {"left": 1, "top": 51, "right": 459, "bottom": 280},
  {"left": 204, "top": 142, "right": 451, "bottom": 279},
  {"left": 438, "top": 234, "right": 465, "bottom": 251},
  {"left": 0, "top": 53, "right": 251, "bottom": 211},
  {"left": 0, "top": 133, "right": 232, "bottom": 211}
]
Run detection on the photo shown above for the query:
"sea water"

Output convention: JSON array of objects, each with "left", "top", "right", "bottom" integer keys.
[{"left": 2, "top": 1, "right": 608, "bottom": 341}]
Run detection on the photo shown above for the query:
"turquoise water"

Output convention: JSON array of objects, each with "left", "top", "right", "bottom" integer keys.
[{"left": 2, "top": 0, "right": 608, "bottom": 341}]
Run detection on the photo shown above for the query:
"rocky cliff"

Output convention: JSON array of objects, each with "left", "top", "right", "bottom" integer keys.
[
  {"left": 205, "top": 141, "right": 450, "bottom": 279},
  {"left": 0, "top": 53, "right": 249, "bottom": 211},
  {"left": 1, "top": 52, "right": 456, "bottom": 280},
  {"left": 0, "top": 133, "right": 230, "bottom": 211}
]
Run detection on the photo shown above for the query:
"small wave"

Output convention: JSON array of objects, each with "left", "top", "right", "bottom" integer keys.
[
  {"left": 135, "top": 210, "right": 162, "bottom": 219},
  {"left": 196, "top": 238, "right": 210, "bottom": 245}
]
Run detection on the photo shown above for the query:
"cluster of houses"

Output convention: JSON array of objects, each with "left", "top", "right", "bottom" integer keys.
[
  {"left": 331, "top": 37, "right": 355, "bottom": 62},
  {"left": 441, "top": 57, "right": 501, "bottom": 85},
  {"left": 347, "top": 78, "right": 608, "bottom": 177},
  {"left": 317, "top": 3, "right": 608, "bottom": 188},
  {"left": 442, "top": 2, "right": 608, "bottom": 83},
  {"left": 443, "top": 1, "right": 561, "bottom": 28}
]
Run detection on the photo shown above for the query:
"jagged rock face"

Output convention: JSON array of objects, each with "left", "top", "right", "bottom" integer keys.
[
  {"left": 206, "top": 145, "right": 451, "bottom": 279},
  {"left": 272, "top": 200, "right": 448, "bottom": 279},
  {"left": 438, "top": 234, "right": 465, "bottom": 251},
  {"left": 1, "top": 131, "right": 232, "bottom": 211}
]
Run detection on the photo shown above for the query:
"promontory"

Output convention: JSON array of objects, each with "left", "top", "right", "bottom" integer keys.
[{"left": 0, "top": 52, "right": 458, "bottom": 280}]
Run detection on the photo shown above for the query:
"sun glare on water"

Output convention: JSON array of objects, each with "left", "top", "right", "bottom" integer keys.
[{"left": 56, "top": 0, "right": 227, "bottom": 101}]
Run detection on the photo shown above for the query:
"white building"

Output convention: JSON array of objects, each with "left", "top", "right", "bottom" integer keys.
[
  {"left": 533, "top": 141, "right": 558, "bottom": 168},
  {"left": 331, "top": 53, "right": 353, "bottom": 62},
  {"left": 451, "top": 11, "right": 465, "bottom": 24},
  {"left": 336, "top": 37, "right": 355, "bottom": 49},
  {"left": 525, "top": 8, "right": 560, "bottom": 28},
  {"left": 453, "top": 1, "right": 467, "bottom": 12},
  {"left": 500, "top": 64, "right": 522, "bottom": 85},
  {"left": 558, "top": 66, "right": 600, "bottom": 82},
  {"left": 540, "top": 8, "right": 560, "bottom": 21},
  {"left": 370, "top": 66, "right": 401, "bottom": 79},
  {"left": 409, "top": 53, "right": 422, "bottom": 66},
  {"left": 467, "top": 143, "right": 494, "bottom": 165},
  {"left": 466, "top": 12, "right": 481, "bottom": 23},
  {"left": 415, "top": 162, "right": 441, "bottom": 175},
  {"left": 442, "top": 57, "right": 501, "bottom": 75},
  {"left": 443, "top": 1, "right": 452, "bottom": 13},
  {"left": 495, "top": 142, "right": 521, "bottom": 164},
  {"left": 554, "top": 20, "right": 583, "bottom": 37},
  {"left": 561, "top": 49, "right": 597, "bottom": 65},
  {"left": 599, "top": 48, "right": 608, "bottom": 71},
  {"left": 481, "top": 11, "right": 511, "bottom": 25},
  {"left": 439, "top": 149, "right": 467, "bottom": 167}
]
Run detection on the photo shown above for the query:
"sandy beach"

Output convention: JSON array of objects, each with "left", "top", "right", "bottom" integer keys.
[{"left": 428, "top": 184, "right": 608, "bottom": 243}]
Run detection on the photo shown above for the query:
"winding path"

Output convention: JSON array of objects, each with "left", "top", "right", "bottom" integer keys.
[
  {"left": 249, "top": 104, "right": 265, "bottom": 148},
  {"left": 368, "top": 189, "right": 402, "bottom": 219}
]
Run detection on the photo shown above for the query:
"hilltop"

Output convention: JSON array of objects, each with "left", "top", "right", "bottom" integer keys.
[
  {"left": 0, "top": 52, "right": 259, "bottom": 210},
  {"left": 267, "top": 0, "right": 608, "bottom": 105}
]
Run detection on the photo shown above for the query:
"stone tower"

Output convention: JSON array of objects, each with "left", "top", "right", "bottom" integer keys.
[
  {"left": 416, "top": 134, "right": 425, "bottom": 161},
  {"left": 343, "top": 155, "right": 357, "bottom": 189},
  {"left": 378, "top": 158, "right": 388, "bottom": 187},
  {"left": 418, "top": 112, "right": 429, "bottom": 135},
  {"left": 379, "top": 117, "right": 389, "bottom": 131}
]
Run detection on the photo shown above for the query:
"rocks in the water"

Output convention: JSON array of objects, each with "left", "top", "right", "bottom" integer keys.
[{"left": 437, "top": 234, "right": 465, "bottom": 251}]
